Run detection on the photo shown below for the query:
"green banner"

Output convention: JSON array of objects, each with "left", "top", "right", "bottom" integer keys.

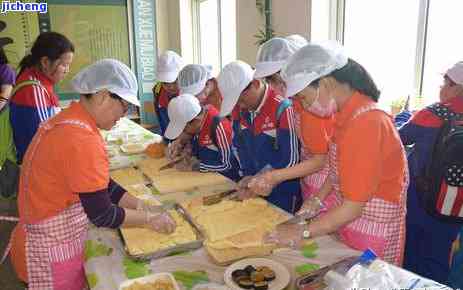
[{"left": 131, "top": 0, "right": 157, "bottom": 125}]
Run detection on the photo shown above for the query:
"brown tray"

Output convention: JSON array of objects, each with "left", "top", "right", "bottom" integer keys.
[{"left": 118, "top": 203, "right": 205, "bottom": 261}]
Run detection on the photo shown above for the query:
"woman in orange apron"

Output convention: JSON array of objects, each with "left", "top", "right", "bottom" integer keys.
[
  {"left": 4, "top": 59, "right": 176, "bottom": 289},
  {"left": 262, "top": 42, "right": 408, "bottom": 265}
]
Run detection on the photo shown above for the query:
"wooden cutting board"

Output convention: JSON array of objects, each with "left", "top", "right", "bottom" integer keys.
[{"left": 137, "top": 157, "right": 233, "bottom": 194}]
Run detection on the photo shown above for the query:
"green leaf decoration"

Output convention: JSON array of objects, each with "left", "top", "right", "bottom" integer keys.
[
  {"left": 173, "top": 270, "right": 209, "bottom": 290},
  {"left": 123, "top": 257, "right": 151, "bottom": 279},
  {"left": 302, "top": 242, "right": 319, "bottom": 258},
  {"left": 295, "top": 263, "right": 320, "bottom": 275},
  {"left": 84, "top": 240, "right": 113, "bottom": 262}
]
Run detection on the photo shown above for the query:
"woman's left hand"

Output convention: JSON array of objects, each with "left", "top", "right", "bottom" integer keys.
[
  {"left": 263, "top": 223, "right": 304, "bottom": 249},
  {"left": 247, "top": 171, "right": 278, "bottom": 197}
]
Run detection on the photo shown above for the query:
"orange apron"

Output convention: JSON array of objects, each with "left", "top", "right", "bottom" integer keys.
[
  {"left": 323, "top": 104, "right": 408, "bottom": 265},
  {"left": 20, "top": 119, "right": 90, "bottom": 289}
]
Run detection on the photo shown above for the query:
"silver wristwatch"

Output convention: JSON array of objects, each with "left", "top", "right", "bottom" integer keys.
[{"left": 302, "top": 224, "right": 311, "bottom": 239}]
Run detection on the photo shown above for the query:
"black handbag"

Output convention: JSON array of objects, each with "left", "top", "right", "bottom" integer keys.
[{"left": 0, "top": 158, "right": 19, "bottom": 198}]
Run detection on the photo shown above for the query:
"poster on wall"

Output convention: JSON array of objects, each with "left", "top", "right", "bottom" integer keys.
[
  {"left": 43, "top": 0, "right": 132, "bottom": 100},
  {"left": 1, "top": 6, "right": 40, "bottom": 70}
]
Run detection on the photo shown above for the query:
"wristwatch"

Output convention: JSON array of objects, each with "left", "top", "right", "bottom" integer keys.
[{"left": 302, "top": 223, "right": 311, "bottom": 240}]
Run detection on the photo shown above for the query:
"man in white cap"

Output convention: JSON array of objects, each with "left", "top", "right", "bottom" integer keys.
[
  {"left": 177, "top": 64, "right": 223, "bottom": 110},
  {"left": 399, "top": 61, "right": 463, "bottom": 282},
  {"left": 9, "top": 59, "right": 176, "bottom": 289},
  {"left": 153, "top": 50, "right": 184, "bottom": 136},
  {"left": 254, "top": 37, "right": 298, "bottom": 96},
  {"left": 164, "top": 94, "right": 239, "bottom": 181},
  {"left": 217, "top": 60, "right": 301, "bottom": 213}
]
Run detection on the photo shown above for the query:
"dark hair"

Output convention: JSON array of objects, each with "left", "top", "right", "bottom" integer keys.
[
  {"left": 0, "top": 47, "right": 7, "bottom": 65},
  {"left": 18, "top": 31, "right": 74, "bottom": 75},
  {"left": 265, "top": 72, "right": 284, "bottom": 86},
  {"left": 330, "top": 58, "right": 381, "bottom": 102}
]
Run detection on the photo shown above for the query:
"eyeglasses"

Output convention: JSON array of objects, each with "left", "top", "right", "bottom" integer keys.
[{"left": 109, "top": 93, "right": 129, "bottom": 114}]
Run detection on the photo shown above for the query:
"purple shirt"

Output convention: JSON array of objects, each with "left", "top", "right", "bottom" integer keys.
[{"left": 0, "top": 64, "right": 16, "bottom": 86}]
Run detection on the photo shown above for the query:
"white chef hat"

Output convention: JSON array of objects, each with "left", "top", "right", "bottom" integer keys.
[
  {"left": 254, "top": 37, "right": 297, "bottom": 79},
  {"left": 71, "top": 58, "right": 140, "bottom": 106},
  {"left": 178, "top": 64, "right": 213, "bottom": 96},
  {"left": 281, "top": 41, "right": 348, "bottom": 97},
  {"left": 217, "top": 60, "right": 254, "bottom": 117},
  {"left": 156, "top": 50, "right": 185, "bottom": 83}
]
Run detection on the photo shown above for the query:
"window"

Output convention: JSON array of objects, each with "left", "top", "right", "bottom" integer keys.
[
  {"left": 310, "top": 0, "right": 463, "bottom": 109},
  {"left": 421, "top": 0, "right": 463, "bottom": 104},
  {"left": 310, "top": 0, "right": 331, "bottom": 42},
  {"left": 193, "top": 0, "right": 236, "bottom": 76},
  {"left": 343, "top": 0, "right": 420, "bottom": 109}
]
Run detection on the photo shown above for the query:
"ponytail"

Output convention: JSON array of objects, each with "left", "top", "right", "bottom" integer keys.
[{"left": 18, "top": 54, "right": 34, "bottom": 75}]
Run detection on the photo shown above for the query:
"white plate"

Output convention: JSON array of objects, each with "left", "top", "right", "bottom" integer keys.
[
  {"left": 224, "top": 258, "right": 290, "bottom": 290},
  {"left": 118, "top": 272, "right": 180, "bottom": 290}
]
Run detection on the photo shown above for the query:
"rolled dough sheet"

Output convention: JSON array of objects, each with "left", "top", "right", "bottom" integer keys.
[{"left": 110, "top": 167, "right": 146, "bottom": 188}]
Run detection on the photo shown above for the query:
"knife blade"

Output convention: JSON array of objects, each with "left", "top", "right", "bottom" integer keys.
[
  {"left": 132, "top": 165, "right": 153, "bottom": 186},
  {"left": 202, "top": 189, "right": 238, "bottom": 205},
  {"left": 158, "top": 158, "right": 184, "bottom": 171}
]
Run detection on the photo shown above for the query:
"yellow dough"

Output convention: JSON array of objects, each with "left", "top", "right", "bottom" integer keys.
[
  {"left": 185, "top": 198, "right": 289, "bottom": 242},
  {"left": 136, "top": 158, "right": 230, "bottom": 194},
  {"left": 183, "top": 198, "right": 291, "bottom": 264},
  {"left": 123, "top": 277, "right": 175, "bottom": 290},
  {"left": 110, "top": 168, "right": 146, "bottom": 188},
  {"left": 206, "top": 227, "right": 271, "bottom": 249},
  {"left": 121, "top": 210, "right": 197, "bottom": 256},
  {"left": 126, "top": 184, "right": 152, "bottom": 197}
]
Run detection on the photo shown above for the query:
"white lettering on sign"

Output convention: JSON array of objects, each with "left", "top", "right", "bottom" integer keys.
[{"left": 137, "top": 0, "right": 156, "bottom": 84}]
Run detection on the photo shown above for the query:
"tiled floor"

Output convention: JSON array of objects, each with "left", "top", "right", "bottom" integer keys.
[{"left": 0, "top": 199, "right": 24, "bottom": 290}]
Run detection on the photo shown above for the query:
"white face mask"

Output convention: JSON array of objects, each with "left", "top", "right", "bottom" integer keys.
[{"left": 302, "top": 87, "right": 337, "bottom": 117}]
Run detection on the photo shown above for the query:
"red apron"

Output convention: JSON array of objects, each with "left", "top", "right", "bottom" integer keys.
[
  {"left": 322, "top": 104, "right": 408, "bottom": 266},
  {"left": 21, "top": 119, "right": 90, "bottom": 289}
]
